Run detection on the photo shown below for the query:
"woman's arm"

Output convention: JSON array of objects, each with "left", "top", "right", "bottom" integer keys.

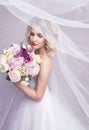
[{"left": 14, "top": 57, "right": 53, "bottom": 102}]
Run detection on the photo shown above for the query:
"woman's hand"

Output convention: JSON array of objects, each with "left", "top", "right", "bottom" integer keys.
[
  {"left": 12, "top": 56, "right": 53, "bottom": 102},
  {"left": 13, "top": 81, "right": 21, "bottom": 88},
  {"left": 13, "top": 81, "right": 39, "bottom": 101}
]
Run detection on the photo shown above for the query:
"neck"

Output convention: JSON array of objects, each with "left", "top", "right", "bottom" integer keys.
[{"left": 35, "top": 46, "right": 47, "bottom": 57}]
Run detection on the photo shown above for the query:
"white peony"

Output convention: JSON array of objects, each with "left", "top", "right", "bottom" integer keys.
[
  {"left": 12, "top": 44, "right": 20, "bottom": 53},
  {"left": 25, "top": 77, "right": 29, "bottom": 81},
  {"left": 3, "top": 47, "right": 13, "bottom": 54},
  {"left": 0, "top": 55, "right": 7, "bottom": 65},
  {"left": 20, "top": 81, "right": 29, "bottom": 86},
  {"left": 3, "top": 44, "right": 20, "bottom": 54}
]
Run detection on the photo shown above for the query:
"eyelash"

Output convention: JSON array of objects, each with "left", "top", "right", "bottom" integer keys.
[
  {"left": 38, "top": 34, "right": 43, "bottom": 38},
  {"left": 30, "top": 33, "right": 34, "bottom": 36},
  {"left": 30, "top": 33, "right": 43, "bottom": 38}
]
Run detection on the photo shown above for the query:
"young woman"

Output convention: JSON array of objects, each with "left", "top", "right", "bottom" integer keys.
[
  {"left": 0, "top": 17, "right": 87, "bottom": 130},
  {"left": 14, "top": 25, "right": 55, "bottom": 102}
]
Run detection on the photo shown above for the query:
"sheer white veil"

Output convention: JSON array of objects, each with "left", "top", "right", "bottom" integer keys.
[{"left": 0, "top": 0, "right": 89, "bottom": 129}]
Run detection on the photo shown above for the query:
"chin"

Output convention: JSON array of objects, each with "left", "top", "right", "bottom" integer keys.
[{"left": 32, "top": 46, "right": 39, "bottom": 50}]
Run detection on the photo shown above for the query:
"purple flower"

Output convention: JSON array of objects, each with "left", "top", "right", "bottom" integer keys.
[{"left": 20, "top": 43, "right": 33, "bottom": 63}]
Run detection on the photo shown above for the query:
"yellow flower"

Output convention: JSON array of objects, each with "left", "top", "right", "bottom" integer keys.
[
  {"left": 19, "top": 69, "right": 26, "bottom": 76},
  {"left": 0, "top": 64, "right": 9, "bottom": 72},
  {"left": 5, "top": 52, "right": 13, "bottom": 60}
]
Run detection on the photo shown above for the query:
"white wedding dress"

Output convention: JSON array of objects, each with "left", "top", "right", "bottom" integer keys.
[
  {"left": 0, "top": 1, "right": 89, "bottom": 129},
  {"left": 0, "top": 75, "right": 86, "bottom": 130}
]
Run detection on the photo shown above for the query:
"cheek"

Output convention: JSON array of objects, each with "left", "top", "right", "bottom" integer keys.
[
  {"left": 39, "top": 39, "right": 46, "bottom": 45},
  {"left": 29, "top": 36, "right": 32, "bottom": 41},
  {"left": 29, "top": 36, "right": 33, "bottom": 45},
  {"left": 38, "top": 42, "right": 45, "bottom": 47}
]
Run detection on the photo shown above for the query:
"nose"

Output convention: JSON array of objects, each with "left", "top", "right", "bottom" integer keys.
[{"left": 32, "top": 35, "right": 37, "bottom": 42}]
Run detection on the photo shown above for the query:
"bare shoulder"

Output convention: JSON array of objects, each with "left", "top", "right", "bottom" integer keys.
[
  {"left": 37, "top": 55, "right": 54, "bottom": 81},
  {"left": 35, "top": 55, "right": 54, "bottom": 101},
  {"left": 41, "top": 55, "right": 53, "bottom": 65},
  {"left": 40, "top": 55, "right": 53, "bottom": 72}
]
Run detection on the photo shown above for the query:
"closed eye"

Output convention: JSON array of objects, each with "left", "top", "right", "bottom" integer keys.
[
  {"left": 30, "top": 32, "right": 34, "bottom": 36},
  {"left": 38, "top": 33, "right": 43, "bottom": 38}
]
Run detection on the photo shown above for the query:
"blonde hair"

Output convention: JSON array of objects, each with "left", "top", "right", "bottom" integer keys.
[{"left": 26, "top": 17, "right": 58, "bottom": 57}]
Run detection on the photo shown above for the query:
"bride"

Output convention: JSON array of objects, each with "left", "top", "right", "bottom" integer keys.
[
  {"left": 14, "top": 18, "right": 55, "bottom": 102},
  {"left": 0, "top": 17, "right": 88, "bottom": 130}
]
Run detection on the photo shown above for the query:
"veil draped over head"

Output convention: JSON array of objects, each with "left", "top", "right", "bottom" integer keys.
[{"left": 0, "top": 0, "right": 89, "bottom": 129}]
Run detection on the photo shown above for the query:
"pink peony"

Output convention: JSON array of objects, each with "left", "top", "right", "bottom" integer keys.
[
  {"left": 8, "top": 57, "right": 24, "bottom": 70},
  {"left": 8, "top": 70, "right": 21, "bottom": 82},
  {"left": 25, "top": 62, "right": 40, "bottom": 76}
]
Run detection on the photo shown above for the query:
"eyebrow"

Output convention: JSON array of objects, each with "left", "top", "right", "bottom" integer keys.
[
  {"left": 30, "top": 31, "right": 42, "bottom": 35},
  {"left": 38, "top": 33, "right": 42, "bottom": 35}
]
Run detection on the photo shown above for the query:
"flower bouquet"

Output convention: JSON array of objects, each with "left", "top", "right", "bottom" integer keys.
[{"left": 0, "top": 43, "right": 41, "bottom": 86}]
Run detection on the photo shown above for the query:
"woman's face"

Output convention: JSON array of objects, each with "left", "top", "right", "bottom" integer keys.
[{"left": 29, "top": 27, "right": 47, "bottom": 50}]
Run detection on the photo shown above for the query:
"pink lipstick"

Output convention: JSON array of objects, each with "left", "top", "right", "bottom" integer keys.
[{"left": 32, "top": 42, "right": 38, "bottom": 46}]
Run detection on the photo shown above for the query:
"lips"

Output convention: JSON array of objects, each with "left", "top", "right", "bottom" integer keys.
[{"left": 32, "top": 42, "right": 38, "bottom": 46}]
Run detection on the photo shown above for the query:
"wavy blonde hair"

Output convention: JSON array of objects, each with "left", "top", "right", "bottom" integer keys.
[{"left": 26, "top": 17, "right": 58, "bottom": 57}]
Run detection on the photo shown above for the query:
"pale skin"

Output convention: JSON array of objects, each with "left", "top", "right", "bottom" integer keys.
[{"left": 14, "top": 27, "right": 53, "bottom": 102}]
